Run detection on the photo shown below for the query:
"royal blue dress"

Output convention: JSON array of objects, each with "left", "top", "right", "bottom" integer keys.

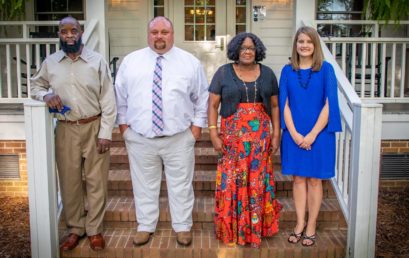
[{"left": 279, "top": 61, "right": 342, "bottom": 179}]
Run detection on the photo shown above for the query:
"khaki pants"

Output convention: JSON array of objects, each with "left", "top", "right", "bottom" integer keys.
[{"left": 55, "top": 118, "right": 109, "bottom": 236}]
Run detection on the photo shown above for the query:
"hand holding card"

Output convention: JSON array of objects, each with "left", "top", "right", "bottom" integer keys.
[{"left": 49, "top": 105, "right": 71, "bottom": 115}]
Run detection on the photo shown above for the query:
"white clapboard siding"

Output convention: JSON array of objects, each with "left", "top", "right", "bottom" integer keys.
[
  {"left": 258, "top": 1, "right": 294, "bottom": 77},
  {"left": 260, "top": 28, "right": 294, "bottom": 37},
  {"left": 108, "top": 0, "right": 149, "bottom": 64}
]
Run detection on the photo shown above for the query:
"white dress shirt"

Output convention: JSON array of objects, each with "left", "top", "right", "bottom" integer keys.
[{"left": 115, "top": 46, "right": 209, "bottom": 138}]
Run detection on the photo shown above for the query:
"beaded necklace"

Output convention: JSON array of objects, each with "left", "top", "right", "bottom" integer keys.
[
  {"left": 241, "top": 79, "right": 258, "bottom": 104},
  {"left": 236, "top": 64, "right": 258, "bottom": 104},
  {"left": 297, "top": 68, "right": 313, "bottom": 89}
]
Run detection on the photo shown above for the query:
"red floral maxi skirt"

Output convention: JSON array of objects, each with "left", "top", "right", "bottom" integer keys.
[{"left": 214, "top": 103, "right": 282, "bottom": 248}]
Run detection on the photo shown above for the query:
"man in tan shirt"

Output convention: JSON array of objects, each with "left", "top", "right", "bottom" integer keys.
[{"left": 30, "top": 17, "right": 116, "bottom": 251}]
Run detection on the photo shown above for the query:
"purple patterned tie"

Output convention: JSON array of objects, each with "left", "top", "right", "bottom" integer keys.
[{"left": 152, "top": 56, "right": 164, "bottom": 135}]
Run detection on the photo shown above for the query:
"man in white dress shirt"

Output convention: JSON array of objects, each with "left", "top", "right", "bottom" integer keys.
[{"left": 114, "top": 16, "right": 209, "bottom": 246}]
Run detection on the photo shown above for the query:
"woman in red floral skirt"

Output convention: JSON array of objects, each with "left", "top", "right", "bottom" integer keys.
[{"left": 208, "top": 32, "right": 282, "bottom": 248}]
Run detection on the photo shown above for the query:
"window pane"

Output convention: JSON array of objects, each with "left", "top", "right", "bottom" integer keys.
[
  {"left": 154, "top": 0, "right": 164, "bottom": 5},
  {"left": 316, "top": 0, "right": 365, "bottom": 37},
  {"left": 52, "top": 0, "right": 67, "bottom": 12},
  {"left": 71, "top": 13, "right": 84, "bottom": 20},
  {"left": 185, "top": 25, "right": 195, "bottom": 41},
  {"left": 317, "top": 0, "right": 363, "bottom": 20},
  {"left": 207, "top": 25, "right": 215, "bottom": 40},
  {"left": 195, "top": 8, "right": 205, "bottom": 23},
  {"left": 236, "top": 25, "right": 246, "bottom": 34},
  {"left": 69, "top": 0, "right": 83, "bottom": 11},
  {"left": 236, "top": 7, "right": 246, "bottom": 23},
  {"left": 185, "top": 0, "right": 194, "bottom": 5},
  {"left": 185, "top": 7, "right": 194, "bottom": 23},
  {"left": 206, "top": 7, "right": 215, "bottom": 23},
  {"left": 195, "top": 25, "right": 205, "bottom": 41},
  {"left": 37, "top": 1, "right": 51, "bottom": 12},
  {"left": 154, "top": 7, "right": 164, "bottom": 17},
  {"left": 235, "top": 1, "right": 246, "bottom": 35}
]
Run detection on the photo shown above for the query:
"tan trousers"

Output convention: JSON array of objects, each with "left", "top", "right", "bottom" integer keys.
[{"left": 55, "top": 118, "right": 109, "bottom": 236}]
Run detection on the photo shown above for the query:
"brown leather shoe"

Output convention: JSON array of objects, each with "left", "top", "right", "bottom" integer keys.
[
  {"left": 133, "top": 231, "right": 152, "bottom": 246},
  {"left": 88, "top": 233, "right": 105, "bottom": 251},
  {"left": 176, "top": 231, "right": 192, "bottom": 246},
  {"left": 60, "top": 233, "right": 82, "bottom": 251}
]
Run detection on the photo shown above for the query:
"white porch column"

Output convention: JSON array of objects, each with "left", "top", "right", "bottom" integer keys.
[
  {"left": 294, "top": 0, "right": 315, "bottom": 29},
  {"left": 85, "top": 0, "right": 109, "bottom": 60},
  {"left": 348, "top": 102, "right": 383, "bottom": 258},
  {"left": 24, "top": 100, "right": 59, "bottom": 258}
]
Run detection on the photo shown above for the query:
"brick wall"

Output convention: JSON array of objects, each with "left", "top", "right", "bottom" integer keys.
[
  {"left": 381, "top": 140, "right": 409, "bottom": 154},
  {"left": 0, "top": 140, "right": 27, "bottom": 197},
  {"left": 380, "top": 140, "right": 409, "bottom": 190}
]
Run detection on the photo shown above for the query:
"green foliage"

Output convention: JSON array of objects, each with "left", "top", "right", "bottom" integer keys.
[
  {"left": 0, "top": 0, "right": 26, "bottom": 21},
  {"left": 363, "top": 0, "right": 409, "bottom": 24}
]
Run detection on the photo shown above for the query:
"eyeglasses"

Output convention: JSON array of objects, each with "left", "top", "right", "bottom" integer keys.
[{"left": 240, "top": 47, "right": 256, "bottom": 52}]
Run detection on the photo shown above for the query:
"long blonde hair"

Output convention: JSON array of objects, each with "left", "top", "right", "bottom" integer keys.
[{"left": 291, "top": 26, "right": 324, "bottom": 71}]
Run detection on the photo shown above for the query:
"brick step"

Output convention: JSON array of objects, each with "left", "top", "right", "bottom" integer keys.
[
  {"left": 99, "top": 196, "right": 345, "bottom": 230},
  {"left": 107, "top": 170, "right": 336, "bottom": 198},
  {"left": 110, "top": 147, "right": 281, "bottom": 169},
  {"left": 60, "top": 228, "right": 347, "bottom": 258}
]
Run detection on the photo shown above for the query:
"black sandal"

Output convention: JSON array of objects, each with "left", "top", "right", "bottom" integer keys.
[
  {"left": 288, "top": 230, "right": 303, "bottom": 244},
  {"left": 301, "top": 234, "right": 316, "bottom": 247}
]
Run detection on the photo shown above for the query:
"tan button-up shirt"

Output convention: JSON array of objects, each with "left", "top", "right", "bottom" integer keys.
[{"left": 30, "top": 47, "right": 116, "bottom": 140}]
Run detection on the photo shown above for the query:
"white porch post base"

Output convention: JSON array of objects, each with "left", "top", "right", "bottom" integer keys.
[
  {"left": 347, "top": 102, "right": 383, "bottom": 258},
  {"left": 24, "top": 100, "right": 59, "bottom": 258}
]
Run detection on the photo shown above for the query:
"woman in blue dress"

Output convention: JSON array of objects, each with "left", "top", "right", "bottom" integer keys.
[{"left": 279, "top": 26, "right": 342, "bottom": 246}]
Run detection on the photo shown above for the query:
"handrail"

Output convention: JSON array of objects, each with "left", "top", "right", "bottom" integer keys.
[
  {"left": 320, "top": 36, "right": 361, "bottom": 107},
  {"left": 319, "top": 30, "right": 359, "bottom": 220},
  {"left": 0, "top": 38, "right": 59, "bottom": 43},
  {"left": 0, "top": 21, "right": 85, "bottom": 39},
  {"left": 82, "top": 19, "right": 98, "bottom": 46},
  {"left": 311, "top": 21, "right": 383, "bottom": 258}
]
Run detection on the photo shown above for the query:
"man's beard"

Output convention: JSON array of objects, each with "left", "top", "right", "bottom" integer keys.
[
  {"left": 60, "top": 37, "right": 82, "bottom": 54},
  {"left": 154, "top": 40, "right": 166, "bottom": 50}
]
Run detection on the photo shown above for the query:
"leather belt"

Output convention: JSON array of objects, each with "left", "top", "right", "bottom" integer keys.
[{"left": 59, "top": 114, "right": 101, "bottom": 125}]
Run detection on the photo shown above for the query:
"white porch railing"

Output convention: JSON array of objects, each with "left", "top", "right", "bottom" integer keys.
[
  {"left": 0, "top": 20, "right": 99, "bottom": 103},
  {"left": 322, "top": 37, "right": 409, "bottom": 102},
  {"left": 316, "top": 20, "right": 409, "bottom": 38},
  {"left": 0, "top": 38, "right": 59, "bottom": 102},
  {"left": 319, "top": 29, "right": 383, "bottom": 258},
  {"left": 314, "top": 20, "right": 409, "bottom": 103}
]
